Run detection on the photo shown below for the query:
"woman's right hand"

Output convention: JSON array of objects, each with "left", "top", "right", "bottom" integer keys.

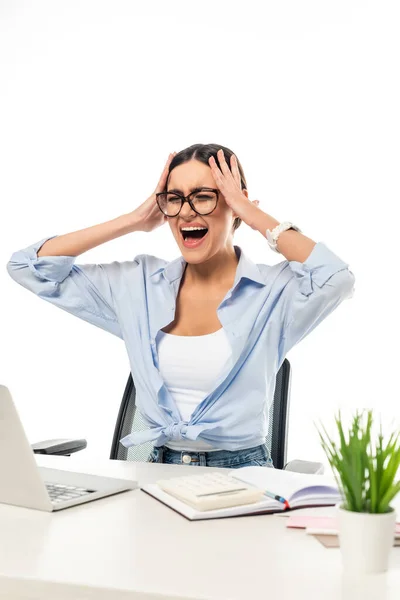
[{"left": 131, "top": 152, "right": 177, "bottom": 233}]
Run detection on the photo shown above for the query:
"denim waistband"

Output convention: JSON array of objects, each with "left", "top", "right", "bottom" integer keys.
[{"left": 148, "top": 443, "right": 274, "bottom": 469}]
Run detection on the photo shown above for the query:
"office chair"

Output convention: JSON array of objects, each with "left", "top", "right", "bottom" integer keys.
[{"left": 32, "top": 358, "right": 324, "bottom": 474}]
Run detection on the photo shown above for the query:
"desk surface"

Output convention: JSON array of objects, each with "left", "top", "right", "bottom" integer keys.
[{"left": 0, "top": 455, "right": 399, "bottom": 600}]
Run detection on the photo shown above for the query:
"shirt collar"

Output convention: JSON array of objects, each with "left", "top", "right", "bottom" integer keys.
[{"left": 149, "top": 245, "right": 266, "bottom": 287}]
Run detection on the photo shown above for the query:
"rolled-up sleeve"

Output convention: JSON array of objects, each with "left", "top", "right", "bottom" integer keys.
[
  {"left": 278, "top": 242, "right": 355, "bottom": 359},
  {"left": 6, "top": 235, "right": 123, "bottom": 339}
]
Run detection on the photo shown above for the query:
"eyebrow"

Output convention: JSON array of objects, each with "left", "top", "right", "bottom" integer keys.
[{"left": 167, "top": 186, "right": 215, "bottom": 194}]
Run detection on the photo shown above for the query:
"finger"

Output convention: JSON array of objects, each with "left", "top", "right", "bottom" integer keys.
[
  {"left": 210, "top": 156, "right": 228, "bottom": 194},
  {"left": 155, "top": 153, "right": 174, "bottom": 193},
  {"left": 208, "top": 156, "right": 223, "bottom": 184},
  {"left": 230, "top": 154, "right": 241, "bottom": 187},
  {"left": 216, "top": 148, "right": 234, "bottom": 179},
  {"left": 209, "top": 153, "right": 225, "bottom": 183}
]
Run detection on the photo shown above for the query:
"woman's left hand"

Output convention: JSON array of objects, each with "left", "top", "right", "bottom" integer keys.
[{"left": 208, "top": 149, "right": 260, "bottom": 229}]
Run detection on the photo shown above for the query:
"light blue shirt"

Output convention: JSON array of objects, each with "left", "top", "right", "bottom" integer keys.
[{"left": 6, "top": 236, "right": 355, "bottom": 451}]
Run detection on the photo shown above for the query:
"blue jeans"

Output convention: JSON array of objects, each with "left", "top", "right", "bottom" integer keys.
[{"left": 147, "top": 443, "right": 274, "bottom": 469}]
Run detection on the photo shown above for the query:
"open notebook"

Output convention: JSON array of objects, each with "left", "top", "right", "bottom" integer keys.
[{"left": 141, "top": 466, "right": 342, "bottom": 521}]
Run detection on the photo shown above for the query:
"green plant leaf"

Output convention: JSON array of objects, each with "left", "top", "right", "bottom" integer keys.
[
  {"left": 379, "top": 480, "right": 400, "bottom": 513},
  {"left": 316, "top": 409, "right": 400, "bottom": 514}
]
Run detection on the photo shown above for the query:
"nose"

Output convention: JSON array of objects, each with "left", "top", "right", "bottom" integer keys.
[{"left": 180, "top": 199, "right": 196, "bottom": 218}]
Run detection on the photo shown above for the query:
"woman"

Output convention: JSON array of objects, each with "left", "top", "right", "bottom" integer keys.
[{"left": 6, "top": 143, "right": 355, "bottom": 469}]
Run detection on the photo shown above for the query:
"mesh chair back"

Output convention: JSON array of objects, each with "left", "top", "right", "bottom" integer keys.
[{"left": 110, "top": 358, "right": 291, "bottom": 469}]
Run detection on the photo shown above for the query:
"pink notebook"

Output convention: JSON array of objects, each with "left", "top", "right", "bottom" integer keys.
[{"left": 286, "top": 514, "right": 400, "bottom": 535}]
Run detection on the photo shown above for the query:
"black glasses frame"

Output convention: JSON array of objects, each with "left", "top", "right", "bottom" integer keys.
[{"left": 156, "top": 187, "right": 220, "bottom": 217}]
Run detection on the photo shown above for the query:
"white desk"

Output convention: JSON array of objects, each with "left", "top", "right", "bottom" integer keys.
[{"left": 0, "top": 455, "right": 399, "bottom": 600}]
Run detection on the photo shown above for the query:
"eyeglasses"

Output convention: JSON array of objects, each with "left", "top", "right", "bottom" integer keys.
[{"left": 156, "top": 187, "right": 219, "bottom": 217}]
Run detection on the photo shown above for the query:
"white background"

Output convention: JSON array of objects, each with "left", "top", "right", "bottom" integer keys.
[{"left": 1, "top": 0, "right": 399, "bottom": 468}]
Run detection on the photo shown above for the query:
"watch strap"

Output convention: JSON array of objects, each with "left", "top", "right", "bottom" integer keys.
[{"left": 266, "top": 221, "right": 301, "bottom": 253}]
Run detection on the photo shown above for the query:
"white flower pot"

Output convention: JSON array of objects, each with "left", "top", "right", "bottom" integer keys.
[{"left": 337, "top": 504, "right": 396, "bottom": 573}]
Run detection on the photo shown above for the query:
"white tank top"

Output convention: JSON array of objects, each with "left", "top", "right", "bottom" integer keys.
[{"left": 156, "top": 327, "right": 233, "bottom": 451}]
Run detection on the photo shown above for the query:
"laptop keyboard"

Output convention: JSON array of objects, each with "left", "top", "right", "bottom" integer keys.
[{"left": 45, "top": 482, "right": 96, "bottom": 503}]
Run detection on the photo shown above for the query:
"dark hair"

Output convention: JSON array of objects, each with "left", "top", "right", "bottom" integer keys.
[{"left": 166, "top": 143, "right": 247, "bottom": 232}]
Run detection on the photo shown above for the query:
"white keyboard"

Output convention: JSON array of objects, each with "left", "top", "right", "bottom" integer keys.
[
  {"left": 157, "top": 472, "right": 265, "bottom": 511},
  {"left": 45, "top": 482, "right": 95, "bottom": 503}
]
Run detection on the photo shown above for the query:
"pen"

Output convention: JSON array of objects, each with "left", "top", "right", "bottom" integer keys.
[{"left": 264, "top": 490, "right": 290, "bottom": 509}]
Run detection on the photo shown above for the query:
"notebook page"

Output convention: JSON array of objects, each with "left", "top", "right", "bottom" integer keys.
[
  {"left": 289, "top": 486, "right": 342, "bottom": 508},
  {"left": 234, "top": 466, "right": 339, "bottom": 503}
]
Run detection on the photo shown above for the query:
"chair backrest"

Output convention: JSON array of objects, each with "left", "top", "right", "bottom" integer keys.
[{"left": 110, "top": 358, "right": 292, "bottom": 469}]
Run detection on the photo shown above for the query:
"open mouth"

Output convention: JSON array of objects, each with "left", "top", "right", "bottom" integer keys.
[
  {"left": 180, "top": 226, "right": 208, "bottom": 241},
  {"left": 180, "top": 226, "right": 209, "bottom": 248}
]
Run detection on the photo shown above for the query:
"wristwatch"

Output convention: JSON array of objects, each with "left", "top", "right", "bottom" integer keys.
[{"left": 266, "top": 221, "right": 301, "bottom": 253}]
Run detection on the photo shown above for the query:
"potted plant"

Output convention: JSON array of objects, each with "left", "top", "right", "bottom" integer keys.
[{"left": 316, "top": 409, "right": 400, "bottom": 573}]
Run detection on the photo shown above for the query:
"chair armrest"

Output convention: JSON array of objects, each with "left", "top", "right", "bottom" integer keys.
[
  {"left": 31, "top": 438, "right": 87, "bottom": 456},
  {"left": 283, "top": 459, "right": 324, "bottom": 475}
]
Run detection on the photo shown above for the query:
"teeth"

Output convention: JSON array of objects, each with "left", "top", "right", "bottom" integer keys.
[{"left": 181, "top": 226, "right": 208, "bottom": 231}]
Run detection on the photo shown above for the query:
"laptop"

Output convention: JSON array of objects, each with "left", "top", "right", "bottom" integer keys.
[{"left": 0, "top": 385, "right": 138, "bottom": 511}]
